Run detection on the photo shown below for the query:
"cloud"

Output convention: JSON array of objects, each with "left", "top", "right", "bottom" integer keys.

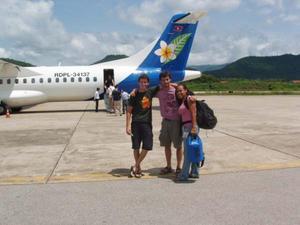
[
  {"left": 0, "top": 0, "right": 299, "bottom": 67},
  {"left": 0, "top": 0, "right": 153, "bottom": 66},
  {"left": 0, "top": 48, "right": 11, "bottom": 58},
  {"left": 187, "top": 26, "right": 300, "bottom": 65},
  {"left": 118, "top": 0, "right": 240, "bottom": 30},
  {"left": 279, "top": 13, "right": 300, "bottom": 22}
]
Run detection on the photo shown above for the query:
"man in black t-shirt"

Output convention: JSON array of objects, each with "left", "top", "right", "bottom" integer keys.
[{"left": 126, "top": 74, "right": 158, "bottom": 178}]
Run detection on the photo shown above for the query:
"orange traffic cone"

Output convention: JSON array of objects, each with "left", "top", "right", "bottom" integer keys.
[{"left": 5, "top": 109, "right": 10, "bottom": 118}]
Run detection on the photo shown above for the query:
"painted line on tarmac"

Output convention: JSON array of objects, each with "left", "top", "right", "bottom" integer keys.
[
  {"left": 0, "top": 176, "right": 46, "bottom": 186},
  {"left": 2, "top": 160, "right": 300, "bottom": 185},
  {"left": 215, "top": 129, "right": 300, "bottom": 159},
  {"left": 45, "top": 102, "right": 90, "bottom": 184}
]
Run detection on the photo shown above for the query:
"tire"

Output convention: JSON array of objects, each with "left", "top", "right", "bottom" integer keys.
[
  {"left": 12, "top": 107, "right": 22, "bottom": 113},
  {"left": 0, "top": 105, "right": 5, "bottom": 115}
]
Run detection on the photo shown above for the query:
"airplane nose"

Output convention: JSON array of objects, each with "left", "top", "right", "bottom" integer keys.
[{"left": 183, "top": 70, "right": 201, "bottom": 81}]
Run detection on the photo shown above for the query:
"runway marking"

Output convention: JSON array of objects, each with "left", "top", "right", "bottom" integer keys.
[
  {"left": 215, "top": 129, "right": 300, "bottom": 159},
  {"left": 1, "top": 160, "right": 300, "bottom": 185},
  {"left": 45, "top": 102, "right": 90, "bottom": 184},
  {"left": 0, "top": 176, "right": 46, "bottom": 185}
]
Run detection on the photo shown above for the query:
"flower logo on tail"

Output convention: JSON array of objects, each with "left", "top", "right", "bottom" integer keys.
[
  {"left": 154, "top": 41, "right": 176, "bottom": 63},
  {"left": 154, "top": 33, "right": 192, "bottom": 64}
]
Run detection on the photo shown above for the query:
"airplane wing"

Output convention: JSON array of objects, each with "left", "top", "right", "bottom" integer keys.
[{"left": 0, "top": 59, "right": 41, "bottom": 78}]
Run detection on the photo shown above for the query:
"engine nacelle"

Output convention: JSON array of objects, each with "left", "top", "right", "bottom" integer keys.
[{"left": 3, "top": 90, "right": 47, "bottom": 107}]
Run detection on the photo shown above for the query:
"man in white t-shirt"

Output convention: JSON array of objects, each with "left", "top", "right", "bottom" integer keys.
[
  {"left": 107, "top": 85, "right": 115, "bottom": 113},
  {"left": 94, "top": 87, "right": 100, "bottom": 112}
]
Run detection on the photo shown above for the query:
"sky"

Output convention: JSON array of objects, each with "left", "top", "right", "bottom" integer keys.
[{"left": 0, "top": 0, "right": 300, "bottom": 66}]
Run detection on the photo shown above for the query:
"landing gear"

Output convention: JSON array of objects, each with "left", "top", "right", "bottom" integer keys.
[
  {"left": 0, "top": 104, "right": 6, "bottom": 115},
  {"left": 0, "top": 102, "right": 9, "bottom": 116},
  {"left": 11, "top": 107, "right": 22, "bottom": 113}
]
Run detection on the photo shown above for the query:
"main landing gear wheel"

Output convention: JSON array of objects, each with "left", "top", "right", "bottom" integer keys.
[{"left": 0, "top": 104, "right": 6, "bottom": 115}]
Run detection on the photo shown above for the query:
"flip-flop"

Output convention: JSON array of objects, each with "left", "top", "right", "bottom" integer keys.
[
  {"left": 129, "top": 166, "right": 136, "bottom": 178},
  {"left": 135, "top": 168, "right": 144, "bottom": 178}
]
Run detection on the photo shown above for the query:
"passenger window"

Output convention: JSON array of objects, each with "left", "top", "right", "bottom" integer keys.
[
  {"left": 23, "top": 78, "right": 27, "bottom": 84},
  {"left": 55, "top": 78, "right": 59, "bottom": 83},
  {"left": 7, "top": 79, "right": 11, "bottom": 84},
  {"left": 48, "top": 78, "right": 51, "bottom": 83},
  {"left": 0, "top": 79, "right": 2, "bottom": 84},
  {"left": 40, "top": 78, "right": 43, "bottom": 83},
  {"left": 71, "top": 77, "right": 75, "bottom": 82},
  {"left": 78, "top": 77, "right": 82, "bottom": 82},
  {"left": 86, "top": 77, "right": 90, "bottom": 82},
  {"left": 93, "top": 77, "right": 97, "bottom": 82},
  {"left": 15, "top": 79, "right": 19, "bottom": 84},
  {"left": 31, "top": 78, "right": 35, "bottom": 83},
  {"left": 63, "top": 77, "right": 67, "bottom": 82}
]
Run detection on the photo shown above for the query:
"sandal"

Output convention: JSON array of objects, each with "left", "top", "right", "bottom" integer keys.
[
  {"left": 129, "top": 166, "right": 136, "bottom": 178},
  {"left": 135, "top": 167, "right": 144, "bottom": 178},
  {"left": 175, "top": 167, "right": 182, "bottom": 175},
  {"left": 160, "top": 167, "right": 173, "bottom": 175}
]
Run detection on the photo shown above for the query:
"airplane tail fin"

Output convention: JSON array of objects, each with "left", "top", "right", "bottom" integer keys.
[{"left": 138, "top": 12, "right": 206, "bottom": 71}]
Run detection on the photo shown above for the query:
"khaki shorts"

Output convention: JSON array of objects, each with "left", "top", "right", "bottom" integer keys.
[{"left": 159, "top": 119, "right": 182, "bottom": 149}]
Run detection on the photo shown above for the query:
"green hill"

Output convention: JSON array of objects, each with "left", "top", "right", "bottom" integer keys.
[
  {"left": 206, "top": 54, "right": 300, "bottom": 80},
  {"left": 0, "top": 58, "right": 35, "bottom": 67},
  {"left": 91, "top": 54, "right": 128, "bottom": 65},
  {"left": 188, "top": 64, "right": 228, "bottom": 72}
]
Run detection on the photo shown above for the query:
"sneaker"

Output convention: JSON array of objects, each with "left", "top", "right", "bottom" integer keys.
[{"left": 189, "top": 173, "right": 199, "bottom": 179}]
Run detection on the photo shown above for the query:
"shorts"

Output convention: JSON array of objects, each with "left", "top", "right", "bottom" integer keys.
[
  {"left": 131, "top": 122, "right": 153, "bottom": 150},
  {"left": 159, "top": 119, "right": 182, "bottom": 149}
]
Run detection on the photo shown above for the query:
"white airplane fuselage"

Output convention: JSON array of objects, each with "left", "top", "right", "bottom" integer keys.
[
  {"left": 0, "top": 65, "right": 200, "bottom": 108},
  {"left": 0, "top": 11, "right": 204, "bottom": 113}
]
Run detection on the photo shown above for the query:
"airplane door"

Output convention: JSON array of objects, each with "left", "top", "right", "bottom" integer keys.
[{"left": 103, "top": 69, "right": 114, "bottom": 88}]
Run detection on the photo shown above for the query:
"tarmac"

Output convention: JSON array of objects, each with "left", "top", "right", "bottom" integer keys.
[
  {"left": 0, "top": 95, "right": 300, "bottom": 185},
  {"left": 0, "top": 96, "right": 300, "bottom": 225}
]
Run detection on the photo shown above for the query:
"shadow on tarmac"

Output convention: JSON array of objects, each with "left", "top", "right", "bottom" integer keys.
[
  {"left": 15, "top": 109, "right": 103, "bottom": 114},
  {"left": 108, "top": 168, "right": 196, "bottom": 183}
]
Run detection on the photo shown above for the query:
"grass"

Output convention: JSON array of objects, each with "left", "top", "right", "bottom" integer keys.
[{"left": 184, "top": 75, "right": 300, "bottom": 94}]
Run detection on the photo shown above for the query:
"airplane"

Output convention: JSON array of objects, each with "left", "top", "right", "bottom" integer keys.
[{"left": 0, "top": 11, "right": 205, "bottom": 115}]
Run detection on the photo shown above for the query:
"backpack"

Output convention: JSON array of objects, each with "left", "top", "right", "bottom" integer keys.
[
  {"left": 184, "top": 98, "right": 217, "bottom": 129},
  {"left": 112, "top": 89, "right": 121, "bottom": 101}
]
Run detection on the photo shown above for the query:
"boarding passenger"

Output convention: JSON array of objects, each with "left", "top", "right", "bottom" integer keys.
[
  {"left": 121, "top": 90, "right": 130, "bottom": 114},
  {"left": 104, "top": 75, "right": 115, "bottom": 113},
  {"left": 156, "top": 71, "right": 183, "bottom": 175},
  {"left": 104, "top": 75, "right": 115, "bottom": 87},
  {"left": 126, "top": 74, "right": 158, "bottom": 178},
  {"left": 112, "top": 85, "right": 122, "bottom": 116},
  {"left": 175, "top": 83, "right": 199, "bottom": 181},
  {"left": 94, "top": 87, "right": 100, "bottom": 112},
  {"left": 104, "top": 84, "right": 110, "bottom": 112},
  {"left": 107, "top": 84, "right": 115, "bottom": 113}
]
